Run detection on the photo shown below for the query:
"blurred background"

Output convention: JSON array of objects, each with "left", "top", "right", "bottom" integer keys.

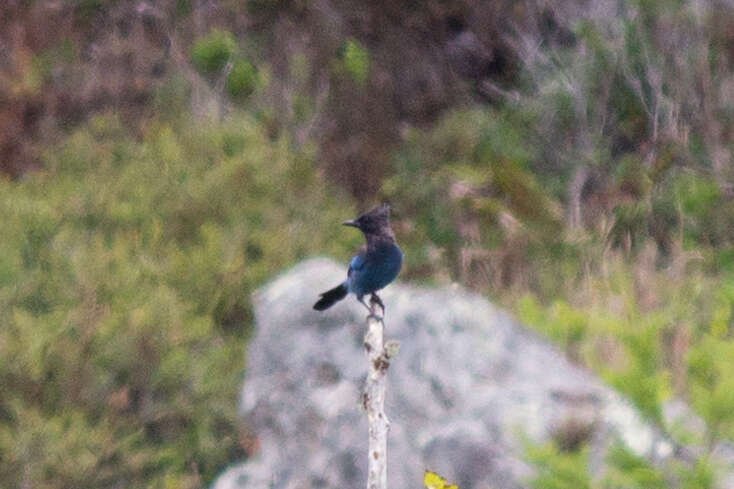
[{"left": 1, "top": 0, "right": 734, "bottom": 487}]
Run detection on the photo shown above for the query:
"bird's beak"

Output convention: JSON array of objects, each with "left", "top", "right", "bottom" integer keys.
[{"left": 342, "top": 219, "right": 358, "bottom": 228}]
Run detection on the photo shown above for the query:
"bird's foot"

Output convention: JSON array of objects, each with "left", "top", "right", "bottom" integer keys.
[
  {"left": 370, "top": 293, "right": 385, "bottom": 318},
  {"left": 358, "top": 296, "right": 376, "bottom": 317}
]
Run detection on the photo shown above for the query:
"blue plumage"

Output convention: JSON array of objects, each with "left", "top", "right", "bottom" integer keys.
[
  {"left": 347, "top": 244, "right": 402, "bottom": 297},
  {"left": 314, "top": 205, "right": 402, "bottom": 314}
]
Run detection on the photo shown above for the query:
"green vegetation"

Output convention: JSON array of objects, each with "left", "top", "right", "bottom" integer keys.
[
  {"left": 525, "top": 440, "right": 713, "bottom": 489},
  {"left": 191, "top": 30, "right": 238, "bottom": 75},
  {"left": 526, "top": 441, "right": 591, "bottom": 489},
  {"left": 226, "top": 60, "right": 258, "bottom": 100},
  {"left": 3, "top": 0, "right": 734, "bottom": 487},
  {"left": 0, "top": 114, "right": 354, "bottom": 489},
  {"left": 381, "top": 2, "right": 734, "bottom": 464},
  {"left": 339, "top": 39, "right": 370, "bottom": 86}
]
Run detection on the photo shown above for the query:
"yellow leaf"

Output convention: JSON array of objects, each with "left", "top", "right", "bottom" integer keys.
[{"left": 424, "top": 470, "right": 458, "bottom": 489}]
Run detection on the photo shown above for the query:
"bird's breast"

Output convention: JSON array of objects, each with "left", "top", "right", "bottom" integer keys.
[{"left": 350, "top": 243, "right": 402, "bottom": 294}]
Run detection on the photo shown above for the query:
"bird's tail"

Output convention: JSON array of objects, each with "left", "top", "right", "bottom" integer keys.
[{"left": 313, "top": 283, "right": 348, "bottom": 311}]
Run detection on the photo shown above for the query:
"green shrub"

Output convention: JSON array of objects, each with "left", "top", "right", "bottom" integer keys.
[
  {"left": 226, "top": 59, "right": 258, "bottom": 99},
  {"left": 679, "top": 457, "right": 716, "bottom": 489},
  {"left": 337, "top": 38, "right": 370, "bottom": 85},
  {"left": 688, "top": 333, "right": 734, "bottom": 440},
  {"left": 603, "top": 443, "right": 667, "bottom": 489},
  {"left": 0, "top": 113, "right": 355, "bottom": 489},
  {"left": 191, "top": 29, "right": 238, "bottom": 74},
  {"left": 525, "top": 439, "right": 706, "bottom": 489},
  {"left": 525, "top": 441, "right": 591, "bottom": 489}
]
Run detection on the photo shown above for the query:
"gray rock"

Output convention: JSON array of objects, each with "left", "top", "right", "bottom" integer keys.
[{"left": 212, "top": 258, "right": 733, "bottom": 489}]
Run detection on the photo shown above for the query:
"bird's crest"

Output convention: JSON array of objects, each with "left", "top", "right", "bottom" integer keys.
[{"left": 346, "top": 204, "right": 393, "bottom": 237}]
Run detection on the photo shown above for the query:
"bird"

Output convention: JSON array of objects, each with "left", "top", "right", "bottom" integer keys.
[{"left": 313, "top": 204, "right": 403, "bottom": 315}]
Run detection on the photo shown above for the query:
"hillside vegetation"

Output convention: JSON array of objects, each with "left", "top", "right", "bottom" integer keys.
[
  {"left": 0, "top": 115, "right": 357, "bottom": 488},
  {"left": 2, "top": 0, "right": 734, "bottom": 487}
]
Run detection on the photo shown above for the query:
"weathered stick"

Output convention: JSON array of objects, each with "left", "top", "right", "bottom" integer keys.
[{"left": 363, "top": 312, "right": 399, "bottom": 489}]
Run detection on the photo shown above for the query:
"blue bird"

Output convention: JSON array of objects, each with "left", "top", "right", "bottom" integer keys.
[{"left": 313, "top": 204, "right": 403, "bottom": 314}]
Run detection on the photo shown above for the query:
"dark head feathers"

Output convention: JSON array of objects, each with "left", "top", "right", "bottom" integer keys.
[{"left": 342, "top": 204, "right": 393, "bottom": 236}]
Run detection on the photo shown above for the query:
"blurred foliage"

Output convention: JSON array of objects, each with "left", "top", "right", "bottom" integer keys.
[
  {"left": 525, "top": 439, "right": 712, "bottom": 489},
  {"left": 525, "top": 441, "right": 591, "bottom": 489},
  {"left": 191, "top": 29, "right": 238, "bottom": 75},
  {"left": 4, "top": 0, "right": 734, "bottom": 487},
  {"left": 377, "top": 2, "right": 734, "bottom": 485},
  {"left": 226, "top": 60, "right": 259, "bottom": 100},
  {"left": 337, "top": 39, "right": 370, "bottom": 86},
  {"left": 0, "top": 113, "right": 355, "bottom": 489},
  {"left": 603, "top": 443, "right": 667, "bottom": 489},
  {"left": 382, "top": 0, "right": 734, "bottom": 460},
  {"left": 384, "top": 108, "right": 562, "bottom": 287},
  {"left": 688, "top": 332, "right": 734, "bottom": 441}
]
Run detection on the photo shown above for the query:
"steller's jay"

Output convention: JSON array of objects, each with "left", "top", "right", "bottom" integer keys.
[{"left": 313, "top": 204, "right": 402, "bottom": 314}]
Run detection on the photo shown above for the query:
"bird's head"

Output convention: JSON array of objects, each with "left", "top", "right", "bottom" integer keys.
[{"left": 343, "top": 204, "right": 392, "bottom": 235}]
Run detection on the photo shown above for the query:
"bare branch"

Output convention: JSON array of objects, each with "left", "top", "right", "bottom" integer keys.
[{"left": 362, "top": 312, "right": 398, "bottom": 489}]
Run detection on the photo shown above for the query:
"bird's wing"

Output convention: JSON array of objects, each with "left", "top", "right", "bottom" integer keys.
[{"left": 348, "top": 250, "right": 366, "bottom": 277}]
